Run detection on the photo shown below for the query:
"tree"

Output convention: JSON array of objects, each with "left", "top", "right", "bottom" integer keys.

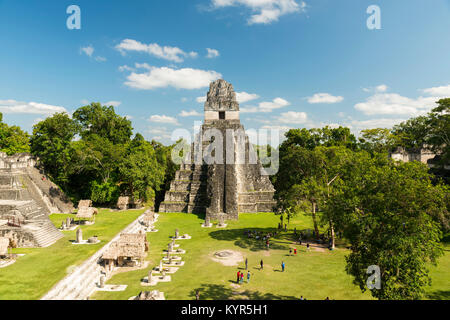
[
  {"left": 30, "top": 112, "right": 79, "bottom": 187},
  {"left": 0, "top": 113, "right": 30, "bottom": 155},
  {"left": 325, "top": 156, "right": 447, "bottom": 300},
  {"left": 73, "top": 102, "right": 133, "bottom": 145},
  {"left": 118, "top": 135, "right": 165, "bottom": 206},
  {"left": 426, "top": 98, "right": 450, "bottom": 166},
  {"left": 358, "top": 128, "right": 397, "bottom": 154}
]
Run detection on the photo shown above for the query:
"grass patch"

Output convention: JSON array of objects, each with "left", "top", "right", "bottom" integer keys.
[
  {"left": 92, "top": 212, "right": 372, "bottom": 300},
  {"left": 0, "top": 208, "right": 145, "bottom": 300}
]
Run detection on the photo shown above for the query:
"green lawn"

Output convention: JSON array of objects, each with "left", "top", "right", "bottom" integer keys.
[
  {"left": 91, "top": 211, "right": 447, "bottom": 300},
  {"left": 1, "top": 210, "right": 447, "bottom": 300},
  {"left": 0, "top": 208, "right": 145, "bottom": 300}
]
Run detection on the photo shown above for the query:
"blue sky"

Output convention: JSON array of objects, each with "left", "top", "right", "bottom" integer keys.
[{"left": 0, "top": 0, "right": 449, "bottom": 145}]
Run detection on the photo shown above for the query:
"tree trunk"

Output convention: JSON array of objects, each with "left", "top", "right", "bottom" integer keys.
[
  {"left": 311, "top": 202, "right": 320, "bottom": 239},
  {"left": 329, "top": 220, "right": 335, "bottom": 249}
]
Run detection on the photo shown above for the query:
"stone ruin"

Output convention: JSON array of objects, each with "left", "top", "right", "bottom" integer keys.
[
  {"left": 159, "top": 79, "right": 276, "bottom": 221},
  {"left": 0, "top": 153, "right": 73, "bottom": 247},
  {"left": 117, "top": 196, "right": 129, "bottom": 211}
]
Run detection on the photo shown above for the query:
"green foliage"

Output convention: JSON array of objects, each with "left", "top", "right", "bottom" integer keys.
[
  {"left": 119, "top": 136, "right": 165, "bottom": 204},
  {"left": 90, "top": 180, "right": 120, "bottom": 205},
  {"left": 73, "top": 102, "right": 133, "bottom": 145},
  {"left": 30, "top": 103, "right": 168, "bottom": 206},
  {"left": 325, "top": 156, "right": 447, "bottom": 300},
  {"left": 358, "top": 128, "right": 397, "bottom": 154},
  {"left": 30, "top": 112, "right": 79, "bottom": 187},
  {"left": 0, "top": 122, "right": 30, "bottom": 155}
]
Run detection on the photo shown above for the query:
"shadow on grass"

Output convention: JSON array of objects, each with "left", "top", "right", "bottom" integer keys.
[
  {"left": 426, "top": 290, "right": 450, "bottom": 300},
  {"left": 189, "top": 284, "right": 298, "bottom": 300},
  {"left": 209, "top": 228, "right": 316, "bottom": 252}
]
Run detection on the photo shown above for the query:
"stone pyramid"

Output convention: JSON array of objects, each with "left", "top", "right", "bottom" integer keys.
[{"left": 159, "top": 80, "right": 276, "bottom": 220}]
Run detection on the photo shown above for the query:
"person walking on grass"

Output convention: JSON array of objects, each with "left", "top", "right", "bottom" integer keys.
[
  {"left": 294, "top": 248, "right": 297, "bottom": 255},
  {"left": 237, "top": 270, "right": 241, "bottom": 284},
  {"left": 307, "top": 243, "right": 310, "bottom": 251},
  {"left": 289, "top": 248, "right": 292, "bottom": 256},
  {"left": 260, "top": 259, "right": 264, "bottom": 270},
  {"left": 240, "top": 272, "right": 244, "bottom": 284},
  {"left": 247, "top": 271, "right": 251, "bottom": 283},
  {"left": 281, "top": 261, "right": 285, "bottom": 272},
  {"left": 245, "top": 258, "right": 248, "bottom": 270}
]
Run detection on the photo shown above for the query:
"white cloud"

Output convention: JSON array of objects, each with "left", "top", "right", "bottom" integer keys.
[
  {"left": 347, "top": 118, "right": 407, "bottom": 132},
  {"left": 80, "top": 45, "right": 94, "bottom": 57},
  {"left": 363, "top": 84, "right": 389, "bottom": 93},
  {"left": 211, "top": 0, "right": 306, "bottom": 25},
  {"left": 308, "top": 93, "right": 344, "bottom": 104},
  {"left": 0, "top": 99, "right": 66, "bottom": 115},
  {"left": 115, "top": 39, "right": 197, "bottom": 63},
  {"left": 236, "top": 92, "right": 260, "bottom": 104},
  {"left": 354, "top": 93, "right": 438, "bottom": 116},
  {"left": 104, "top": 101, "right": 122, "bottom": 107},
  {"left": 422, "top": 84, "right": 450, "bottom": 96},
  {"left": 149, "top": 115, "right": 180, "bottom": 125},
  {"left": 196, "top": 96, "right": 207, "bottom": 103},
  {"left": 376, "top": 84, "right": 388, "bottom": 93},
  {"left": 179, "top": 110, "right": 201, "bottom": 117},
  {"left": 241, "top": 97, "right": 290, "bottom": 113},
  {"left": 277, "top": 111, "right": 308, "bottom": 124},
  {"left": 119, "top": 65, "right": 134, "bottom": 72},
  {"left": 95, "top": 56, "right": 107, "bottom": 62},
  {"left": 181, "top": 97, "right": 188, "bottom": 103},
  {"left": 124, "top": 66, "right": 222, "bottom": 90},
  {"left": 206, "top": 48, "right": 220, "bottom": 58}
]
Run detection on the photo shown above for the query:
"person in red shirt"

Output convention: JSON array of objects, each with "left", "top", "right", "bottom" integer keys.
[
  {"left": 294, "top": 248, "right": 297, "bottom": 255},
  {"left": 237, "top": 271, "right": 240, "bottom": 284}
]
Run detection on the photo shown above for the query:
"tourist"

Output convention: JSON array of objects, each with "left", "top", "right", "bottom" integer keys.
[
  {"left": 196, "top": 290, "right": 200, "bottom": 300},
  {"left": 307, "top": 243, "right": 310, "bottom": 251},
  {"left": 289, "top": 248, "right": 292, "bottom": 256},
  {"left": 300, "top": 296, "right": 304, "bottom": 300},
  {"left": 237, "top": 270, "right": 241, "bottom": 284},
  {"left": 294, "top": 248, "right": 297, "bottom": 255},
  {"left": 260, "top": 259, "right": 264, "bottom": 270},
  {"left": 281, "top": 261, "right": 285, "bottom": 272},
  {"left": 247, "top": 271, "right": 251, "bottom": 283},
  {"left": 245, "top": 258, "right": 248, "bottom": 270},
  {"left": 240, "top": 272, "right": 244, "bottom": 284}
]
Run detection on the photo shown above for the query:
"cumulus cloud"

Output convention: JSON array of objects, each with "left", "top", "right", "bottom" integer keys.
[
  {"left": 115, "top": 39, "right": 197, "bottom": 63},
  {"left": 241, "top": 97, "right": 290, "bottom": 113},
  {"left": 211, "top": 0, "right": 306, "bottom": 25},
  {"left": 363, "top": 84, "right": 389, "bottom": 93},
  {"left": 148, "top": 115, "right": 180, "bottom": 125},
  {"left": 80, "top": 46, "right": 94, "bottom": 57},
  {"left": 124, "top": 65, "right": 222, "bottom": 90},
  {"left": 422, "top": 84, "right": 450, "bottom": 96},
  {"left": 236, "top": 92, "right": 260, "bottom": 104},
  {"left": 179, "top": 110, "right": 201, "bottom": 117},
  {"left": 95, "top": 56, "right": 107, "bottom": 62},
  {"left": 206, "top": 48, "right": 220, "bottom": 58},
  {"left": 277, "top": 111, "right": 308, "bottom": 124},
  {"left": 307, "top": 93, "right": 344, "bottom": 104},
  {"left": 196, "top": 96, "right": 207, "bottom": 103},
  {"left": 0, "top": 99, "right": 66, "bottom": 115},
  {"left": 347, "top": 118, "right": 407, "bottom": 132},
  {"left": 104, "top": 101, "right": 122, "bottom": 107},
  {"left": 354, "top": 93, "right": 439, "bottom": 116}
]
